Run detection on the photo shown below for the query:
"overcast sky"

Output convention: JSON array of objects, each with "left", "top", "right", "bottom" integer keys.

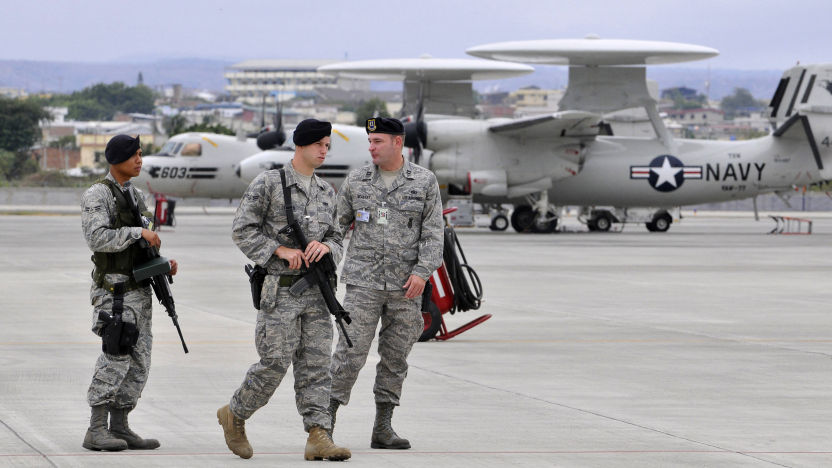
[{"left": 1, "top": 0, "right": 828, "bottom": 69}]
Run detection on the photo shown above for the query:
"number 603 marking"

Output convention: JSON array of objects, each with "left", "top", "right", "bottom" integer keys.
[{"left": 161, "top": 167, "right": 187, "bottom": 178}]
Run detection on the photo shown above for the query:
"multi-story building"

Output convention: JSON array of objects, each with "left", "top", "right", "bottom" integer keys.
[
  {"left": 223, "top": 60, "right": 369, "bottom": 103},
  {"left": 664, "top": 108, "right": 725, "bottom": 126}
]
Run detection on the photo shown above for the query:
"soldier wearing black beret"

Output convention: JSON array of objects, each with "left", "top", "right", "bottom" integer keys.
[
  {"left": 217, "top": 119, "right": 351, "bottom": 461},
  {"left": 327, "top": 116, "right": 444, "bottom": 450},
  {"left": 80, "top": 135, "right": 178, "bottom": 451}
]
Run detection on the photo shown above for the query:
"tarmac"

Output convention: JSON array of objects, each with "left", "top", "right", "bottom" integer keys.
[{"left": 2, "top": 212, "right": 832, "bottom": 468}]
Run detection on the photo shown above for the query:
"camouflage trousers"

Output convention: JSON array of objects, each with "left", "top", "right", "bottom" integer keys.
[
  {"left": 330, "top": 285, "right": 424, "bottom": 406},
  {"left": 230, "top": 276, "right": 333, "bottom": 432},
  {"left": 87, "top": 286, "right": 153, "bottom": 408}
]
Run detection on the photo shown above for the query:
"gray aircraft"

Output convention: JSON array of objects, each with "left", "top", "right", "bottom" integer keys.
[{"left": 319, "top": 37, "right": 829, "bottom": 233}]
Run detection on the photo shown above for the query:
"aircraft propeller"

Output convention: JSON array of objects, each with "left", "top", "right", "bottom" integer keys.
[
  {"left": 255, "top": 91, "right": 287, "bottom": 151},
  {"left": 403, "top": 83, "right": 427, "bottom": 165}
]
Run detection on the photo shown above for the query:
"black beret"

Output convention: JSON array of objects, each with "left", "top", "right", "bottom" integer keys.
[
  {"left": 293, "top": 119, "right": 332, "bottom": 147},
  {"left": 105, "top": 134, "right": 141, "bottom": 165},
  {"left": 366, "top": 117, "right": 404, "bottom": 135}
]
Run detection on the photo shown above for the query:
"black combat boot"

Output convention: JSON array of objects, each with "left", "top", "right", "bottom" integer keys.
[
  {"left": 82, "top": 405, "right": 128, "bottom": 451},
  {"left": 326, "top": 398, "right": 341, "bottom": 441},
  {"left": 371, "top": 402, "right": 410, "bottom": 449},
  {"left": 109, "top": 406, "right": 160, "bottom": 450}
]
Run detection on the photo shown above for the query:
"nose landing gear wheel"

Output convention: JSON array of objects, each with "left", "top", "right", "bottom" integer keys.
[
  {"left": 531, "top": 210, "right": 558, "bottom": 234},
  {"left": 489, "top": 214, "right": 509, "bottom": 231},
  {"left": 419, "top": 302, "right": 442, "bottom": 342}
]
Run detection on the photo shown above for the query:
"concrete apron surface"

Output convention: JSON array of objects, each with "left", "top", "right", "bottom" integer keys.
[{"left": 1, "top": 215, "right": 831, "bottom": 468}]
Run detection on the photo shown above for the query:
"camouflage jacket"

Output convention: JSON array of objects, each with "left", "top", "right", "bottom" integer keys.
[
  {"left": 81, "top": 173, "right": 150, "bottom": 300},
  {"left": 232, "top": 162, "right": 343, "bottom": 276},
  {"left": 336, "top": 159, "right": 444, "bottom": 290}
]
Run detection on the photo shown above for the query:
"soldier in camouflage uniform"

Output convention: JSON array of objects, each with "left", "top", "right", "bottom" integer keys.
[
  {"left": 216, "top": 119, "right": 351, "bottom": 461},
  {"left": 82, "top": 134, "right": 178, "bottom": 452},
  {"left": 328, "top": 117, "right": 444, "bottom": 450}
]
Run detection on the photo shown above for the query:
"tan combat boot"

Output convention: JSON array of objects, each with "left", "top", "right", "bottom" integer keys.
[
  {"left": 216, "top": 405, "right": 253, "bottom": 459},
  {"left": 304, "top": 426, "right": 351, "bottom": 461},
  {"left": 82, "top": 405, "right": 128, "bottom": 451},
  {"left": 109, "top": 406, "right": 160, "bottom": 450}
]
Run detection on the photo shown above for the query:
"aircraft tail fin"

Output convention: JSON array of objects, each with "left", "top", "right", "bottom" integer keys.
[{"left": 771, "top": 63, "right": 832, "bottom": 178}]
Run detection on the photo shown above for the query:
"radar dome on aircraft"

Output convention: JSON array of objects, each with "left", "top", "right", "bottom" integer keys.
[
  {"left": 317, "top": 56, "right": 534, "bottom": 81},
  {"left": 465, "top": 36, "right": 719, "bottom": 66}
]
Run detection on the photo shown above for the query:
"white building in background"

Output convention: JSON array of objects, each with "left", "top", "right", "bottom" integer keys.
[{"left": 224, "top": 59, "right": 369, "bottom": 103}]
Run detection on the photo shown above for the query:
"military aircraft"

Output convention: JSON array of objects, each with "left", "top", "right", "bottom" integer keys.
[
  {"left": 236, "top": 57, "right": 534, "bottom": 188},
  {"left": 237, "top": 124, "right": 374, "bottom": 190},
  {"left": 133, "top": 132, "right": 262, "bottom": 199},
  {"left": 318, "top": 37, "right": 832, "bottom": 233}
]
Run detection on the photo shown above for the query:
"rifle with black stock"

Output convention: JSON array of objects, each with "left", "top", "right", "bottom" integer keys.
[
  {"left": 124, "top": 183, "right": 189, "bottom": 354},
  {"left": 276, "top": 168, "right": 353, "bottom": 347}
]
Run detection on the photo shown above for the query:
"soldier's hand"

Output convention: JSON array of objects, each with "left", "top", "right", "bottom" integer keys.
[
  {"left": 169, "top": 259, "right": 178, "bottom": 276},
  {"left": 276, "top": 246, "right": 309, "bottom": 270},
  {"left": 304, "top": 241, "right": 330, "bottom": 263},
  {"left": 141, "top": 229, "right": 161, "bottom": 248},
  {"left": 403, "top": 275, "right": 426, "bottom": 299}
]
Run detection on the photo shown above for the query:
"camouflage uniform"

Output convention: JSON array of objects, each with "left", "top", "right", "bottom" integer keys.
[
  {"left": 82, "top": 173, "right": 154, "bottom": 409},
  {"left": 330, "top": 160, "right": 443, "bottom": 406},
  {"left": 229, "top": 163, "right": 343, "bottom": 431}
]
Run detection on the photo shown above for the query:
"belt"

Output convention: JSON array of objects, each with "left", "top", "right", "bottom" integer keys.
[{"left": 278, "top": 275, "right": 304, "bottom": 288}]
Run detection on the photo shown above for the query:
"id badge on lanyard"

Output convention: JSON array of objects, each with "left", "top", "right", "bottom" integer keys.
[{"left": 377, "top": 202, "right": 389, "bottom": 225}]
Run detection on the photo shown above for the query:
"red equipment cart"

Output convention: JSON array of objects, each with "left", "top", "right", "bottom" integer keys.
[{"left": 419, "top": 207, "right": 491, "bottom": 341}]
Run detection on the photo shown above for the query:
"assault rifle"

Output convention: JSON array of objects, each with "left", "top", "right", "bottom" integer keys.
[
  {"left": 124, "top": 183, "right": 189, "bottom": 354},
  {"left": 277, "top": 168, "right": 352, "bottom": 347}
]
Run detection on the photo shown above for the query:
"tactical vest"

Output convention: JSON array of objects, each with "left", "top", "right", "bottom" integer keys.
[{"left": 90, "top": 179, "right": 153, "bottom": 293}]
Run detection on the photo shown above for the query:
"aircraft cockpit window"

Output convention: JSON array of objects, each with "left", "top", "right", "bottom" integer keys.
[
  {"left": 180, "top": 143, "right": 202, "bottom": 156},
  {"left": 173, "top": 143, "right": 183, "bottom": 155},
  {"left": 157, "top": 141, "right": 177, "bottom": 157}
]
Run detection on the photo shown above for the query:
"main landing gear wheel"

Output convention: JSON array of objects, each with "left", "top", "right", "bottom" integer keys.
[
  {"left": 510, "top": 205, "right": 535, "bottom": 232},
  {"left": 647, "top": 212, "right": 672, "bottom": 232},
  {"left": 419, "top": 301, "right": 442, "bottom": 342},
  {"left": 489, "top": 214, "right": 509, "bottom": 231},
  {"left": 531, "top": 210, "right": 558, "bottom": 234},
  {"left": 593, "top": 214, "right": 612, "bottom": 232}
]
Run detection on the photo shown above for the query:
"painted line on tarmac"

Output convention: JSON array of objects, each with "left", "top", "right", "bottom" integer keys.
[
  {"left": 2, "top": 450, "right": 831, "bottom": 457},
  {"left": 0, "top": 418, "right": 58, "bottom": 467},
  {"left": 5, "top": 338, "right": 832, "bottom": 346}
]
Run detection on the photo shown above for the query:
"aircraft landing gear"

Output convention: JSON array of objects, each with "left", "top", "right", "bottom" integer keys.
[
  {"left": 489, "top": 214, "right": 509, "bottom": 231},
  {"left": 510, "top": 205, "right": 536, "bottom": 232},
  {"left": 592, "top": 213, "right": 613, "bottom": 232},
  {"left": 646, "top": 212, "right": 672, "bottom": 232}
]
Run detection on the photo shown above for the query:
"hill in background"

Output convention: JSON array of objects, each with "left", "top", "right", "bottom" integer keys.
[{"left": 0, "top": 58, "right": 787, "bottom": 101}]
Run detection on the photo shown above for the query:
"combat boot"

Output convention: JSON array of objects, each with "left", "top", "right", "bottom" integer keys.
[
  {"left": 109, "top": 406, "right": 160, "bottom": 450},
  {"left": 371, "top": 402, "right": 410, "bottom": 449},
  {"left": 82, "top": 405, "right": 128, "bottom": 451},
  {"left": 326, "top": 398, "right": 340, "bottom": 441},
  {"left": 217, "top": 404, "right": 253, "bottom": 459},
  {"left": 304, "top": 426, "right": 351, "bottom": 461}
]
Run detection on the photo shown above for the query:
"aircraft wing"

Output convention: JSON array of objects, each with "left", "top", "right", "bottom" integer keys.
[{"left": 488, "top": 110, "right": 601, "bottom": 139}]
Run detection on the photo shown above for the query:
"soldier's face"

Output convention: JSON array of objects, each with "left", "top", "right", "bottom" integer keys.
[
  {"left": 368, "top": 134, "right": 401, "bottom": 167},
  {"left": 298, "top": 137, "right": 329, "bottom": 169},
  {"left": 114, "top": 149, "right": 143, "bottom": 178}
]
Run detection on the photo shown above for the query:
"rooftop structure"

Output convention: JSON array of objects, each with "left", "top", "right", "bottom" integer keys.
[{"left": 224, "top": 59, "right": 369, "bottom": 103}]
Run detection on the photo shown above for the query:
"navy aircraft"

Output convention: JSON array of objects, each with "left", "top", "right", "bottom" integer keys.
[{"left": 318, "top": 38, "right": 830, "bottom": 233}]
